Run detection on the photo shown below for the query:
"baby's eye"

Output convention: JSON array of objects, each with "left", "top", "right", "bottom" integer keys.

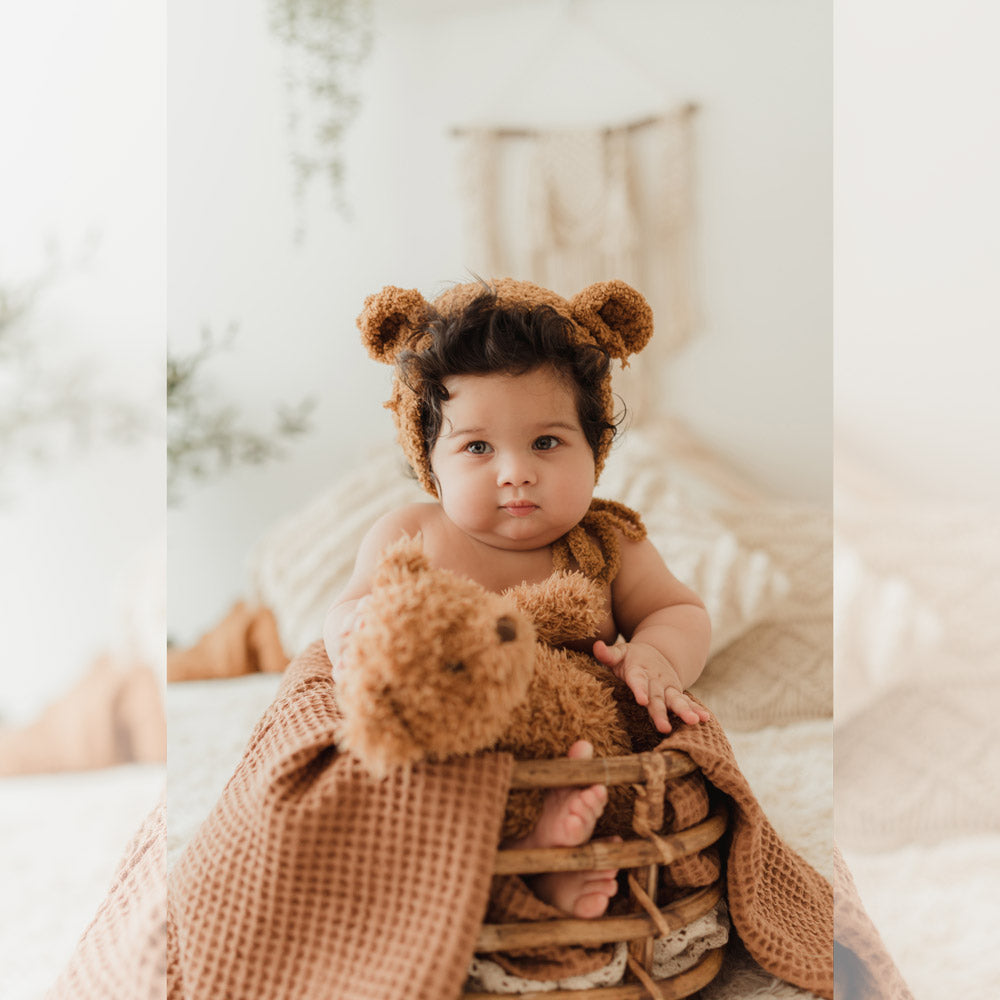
[
  {"left": 533, "top": 435, "right": 560, "bottom": 451},
  {"left": 465, "top": 441, "right": 492, "bottom": 455}
]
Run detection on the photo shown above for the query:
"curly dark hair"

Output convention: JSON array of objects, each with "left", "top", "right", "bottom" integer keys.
[{"left": 396, "top": 289, "right": 622, "bottom": 463}]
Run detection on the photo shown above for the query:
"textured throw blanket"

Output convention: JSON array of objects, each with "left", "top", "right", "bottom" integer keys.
[
  {"left": 168, "top": 642, "right": 837, "bottom": 999},
  {"left": 644, "top": 711, "right": 835, "bottom": 999},
  {"left": 167, "top": 643, "right": 511, "bottom": 1000}
]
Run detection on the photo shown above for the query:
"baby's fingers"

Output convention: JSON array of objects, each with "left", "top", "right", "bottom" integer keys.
[
  {"left": 663, "top": 687, "right": 710, "bottom": 726},
  {"left": 620, "top": 662, "right": 651, "bottom": 707},
  {"left": 645, "top": 689, "right": 672, "bottom": 733},
  {"left": 592, "top": 639, "right": 625, "bottom": 670}
]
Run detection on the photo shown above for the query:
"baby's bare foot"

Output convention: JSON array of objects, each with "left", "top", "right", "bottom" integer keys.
[
  {"left": 514, "top": 740, "right": 608, "bottom": 851},
  {"left": 508, "top": 740, "right": 620, "bottom": 918},
  {"left": 532, "top": 851, "right": 620, "bottom": 919}
]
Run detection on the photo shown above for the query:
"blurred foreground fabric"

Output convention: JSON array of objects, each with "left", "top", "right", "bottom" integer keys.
[
  {"left": 0, "top": 655, "right": 165, "bottom": 776},
  {"left": 167, "top": 601, "right": 289, "bottom": 682}
]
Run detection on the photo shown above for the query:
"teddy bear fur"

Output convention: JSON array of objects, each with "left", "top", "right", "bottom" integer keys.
[{"left": 334, "top": 535, "right": 638, "bottom": 841}]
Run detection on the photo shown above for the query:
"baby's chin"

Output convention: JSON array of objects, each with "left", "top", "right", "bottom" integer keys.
[{"left": 472, "top": 517, "right": 580, "bottom": 552}]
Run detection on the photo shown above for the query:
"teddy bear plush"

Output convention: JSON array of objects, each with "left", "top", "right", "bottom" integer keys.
[{"left": 334, "top": 535, "right": 636, "bottom": 841}]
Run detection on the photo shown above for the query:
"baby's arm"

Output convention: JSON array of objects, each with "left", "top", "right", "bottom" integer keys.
[
  {"left": 594, "top": 534, "right": 712, "bottom": 733},
  {"left": 322, "top": 505, "right": 426, "bottom": 675}
]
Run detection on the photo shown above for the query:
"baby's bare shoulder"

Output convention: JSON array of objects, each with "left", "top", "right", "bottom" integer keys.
[
  {"left": 365, "top": 502, "right": 440, "bottom": 546},
  {"left": 342, "top": 503, "right": 441, "bottom": 595}
]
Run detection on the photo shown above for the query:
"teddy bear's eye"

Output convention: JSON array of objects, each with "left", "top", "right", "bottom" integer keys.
[
  {"left": 496, "top": 617, "right": 517, "bottom": 643},
  {"left": 445, "top": 660, "right": 466, "bottom": 674}
]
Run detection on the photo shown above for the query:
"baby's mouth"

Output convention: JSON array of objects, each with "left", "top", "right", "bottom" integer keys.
[{"left": 502, "top": 500, "right": 539, "bottom": 517}]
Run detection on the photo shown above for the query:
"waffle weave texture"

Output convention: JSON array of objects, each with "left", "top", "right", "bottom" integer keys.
[
  {"left": 167, "top": 642, "right": 512, "bottom": 1000},
  {"left": 650, "top": 706, "right": 834, "bottom": 998},
  {"left": 45, "top": 791, "right": 167, "bottom": 1000}
]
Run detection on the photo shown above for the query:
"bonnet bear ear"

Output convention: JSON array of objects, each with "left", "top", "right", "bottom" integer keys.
[
  {"left": 357, "top": 286, "right": 434, "bottom": 363},
  {"left": 372, "top": 534, "right": 431, "bottom": 588},
  {"left": 569, "top": 280, "right": 654, "bottom": 364}
]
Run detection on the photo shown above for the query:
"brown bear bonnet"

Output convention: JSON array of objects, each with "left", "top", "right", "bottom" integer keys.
[{"left": 357, "top": 277, "right": 654, "bottom": 496}]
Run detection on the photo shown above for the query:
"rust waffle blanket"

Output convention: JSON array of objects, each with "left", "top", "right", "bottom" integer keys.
[
  {"left": 168, "top": 642, "right": 833, "bottom": 999},
  {"left": 653, "top": 708, "right": 834, "bottom": 998},
  {"left": 167, "top": 642, "right": 513, "bottom": 1000}
]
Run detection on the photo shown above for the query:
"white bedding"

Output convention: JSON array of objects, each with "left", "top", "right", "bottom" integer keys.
[
  {"left": 833, "top": 470, "right": 1000, "bottom": 999},
  {"left": 841, "top": 837, "right": 1000, "bottom": 1000},
  {"left": 0, "top": 763, "right": 165, "bottom": 1000}
]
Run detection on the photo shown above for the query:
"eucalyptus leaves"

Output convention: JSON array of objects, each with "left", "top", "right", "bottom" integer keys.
[
  {"left": 0, "top": 263, "right": 146, "bottom": 501},
  {"left": 268, "top": 0, "right": 374, "bottom": 226},
  {"left": 167, "top": 326, "right": 315, "bottom": 505}
]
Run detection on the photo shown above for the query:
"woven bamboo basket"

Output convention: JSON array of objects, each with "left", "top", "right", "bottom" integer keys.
[{"left": 467, "top": 748, "right": 728, "bottom": 1000}]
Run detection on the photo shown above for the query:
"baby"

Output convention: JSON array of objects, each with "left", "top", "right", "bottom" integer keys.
[{"left": 324, "top": 277, "right": 711, "bottom": 920}]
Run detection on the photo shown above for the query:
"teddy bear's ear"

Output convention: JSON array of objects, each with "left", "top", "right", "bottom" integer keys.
[
  {"left": 357, "top": 287, "right": 433, "bottom": 363},
  {"left": 569, "top": 280, "right": 654, "bottom": 363},
  {"left": 373, "top": 533, "right": 430, "bottom": 588}
]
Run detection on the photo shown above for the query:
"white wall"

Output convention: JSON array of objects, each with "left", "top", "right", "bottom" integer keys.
[
  {"left": 167, "top": 0, "right": 831, "bottom": 644},
  {"left": 0, "top": 2, "right": 165, "bottom": 721},
  {"left": 835, "top": 0, "right": 1000, "bottom": 503}
]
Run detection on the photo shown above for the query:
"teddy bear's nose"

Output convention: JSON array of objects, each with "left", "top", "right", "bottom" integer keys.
[{"left": 496, "top": 617, "right": 518, "bottom": 643}]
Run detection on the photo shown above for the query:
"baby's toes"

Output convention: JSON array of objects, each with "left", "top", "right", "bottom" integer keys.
[
  {"left": 573, "top": 893, "right": 611, "bottom": 919},
  {"left": 579, "top": 782, "right": 607, "bottom": 813},
  {"left": 575, "top": 785, "right": 607, "bottom": 823},
  {"left": 573, "top": 875, "right": 618, "bottom": 919},
  {"left": 562, "top": 785, "right": 606, "bottom": 841}
]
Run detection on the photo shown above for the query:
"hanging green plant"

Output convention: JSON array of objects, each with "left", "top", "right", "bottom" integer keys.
[
  {"left": 167, "top": 324, "right": 316, "bottom": 505},
  {"left": 268, "top": 0, "right": 374, "bottom": 230}
]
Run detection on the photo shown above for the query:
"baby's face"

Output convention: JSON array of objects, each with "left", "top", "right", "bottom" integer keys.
[{"left": 429, "top": 366, "right": 596, "bottom": 551}]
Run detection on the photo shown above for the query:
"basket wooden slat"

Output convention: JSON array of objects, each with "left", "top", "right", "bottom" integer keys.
[
  {"left": 493, "top": 808, "right": 726, "bottom": 875},
  {"left": 467, "top": 748, "right": 727, "bottom": 999},
  {"left": 509, "top": 751, "right": 698, "bottom": 789},
  {"left": 476, "top": 884, "right": 723, "bottom": 952},
  {"left": 464, "top": 945, "right": 725, "bottom": 1000}
]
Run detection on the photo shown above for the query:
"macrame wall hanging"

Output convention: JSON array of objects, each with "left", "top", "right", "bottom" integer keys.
[{"left": 454, "top": 105, "right": 700, "bottom": 425}]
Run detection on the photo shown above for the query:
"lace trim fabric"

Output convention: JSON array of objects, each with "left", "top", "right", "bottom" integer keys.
[
  {"left": 465, "top": 900, "right": 729, "bottom": 994},
  {"left": 551, "top": 498, "right": 647, "bottom": 585}
]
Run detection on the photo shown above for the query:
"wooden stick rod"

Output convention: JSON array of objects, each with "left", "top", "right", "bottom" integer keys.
[
  {"left": 493, "top": 808, "right": 726, "bottom": 875},
  {"left": 476, "top": 883, "right": 721, "bottom": 952},
  {"left": 509, "top": 750, "right": 697, "bottom": 789},
  {"left": 450, "top": 103, "right": 698, "bottom": 139}
]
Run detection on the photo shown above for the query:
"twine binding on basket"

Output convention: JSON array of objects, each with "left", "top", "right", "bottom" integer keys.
[{"left": 471, "top": 747, "right": 728, "bottom": 998}]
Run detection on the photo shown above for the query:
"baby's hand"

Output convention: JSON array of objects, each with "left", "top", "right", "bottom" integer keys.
[{"left": 593, "top": 639, "right": 711, "bottom": 734}]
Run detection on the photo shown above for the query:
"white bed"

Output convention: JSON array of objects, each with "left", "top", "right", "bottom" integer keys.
[
  {"left": 167, "top": 420, "right": 834, "bottom": 998},
  {"left": 0, "top": 763, "right": 165, "bottom": 1000},
  {"left": 833, "top": 472, "right": 1000, "bottom": 999}
]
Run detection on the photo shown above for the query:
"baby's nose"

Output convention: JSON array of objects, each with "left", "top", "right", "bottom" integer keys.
[{"left": 496, "top": 457, "right": 536, "bottom": 487}]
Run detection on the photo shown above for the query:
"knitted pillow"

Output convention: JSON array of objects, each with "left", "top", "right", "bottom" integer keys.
[
  {"left": 833, "top": 530, "right": 943, "bottom": 727},
  {"left": 689, "top": 502, "right": 832, "bottom": 731},
  {"left": 834, "top": 502, "right": 1000, "bottom": 849},
  {"left": 247, "top": 434, "right": 788, "bottom": 665}
]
